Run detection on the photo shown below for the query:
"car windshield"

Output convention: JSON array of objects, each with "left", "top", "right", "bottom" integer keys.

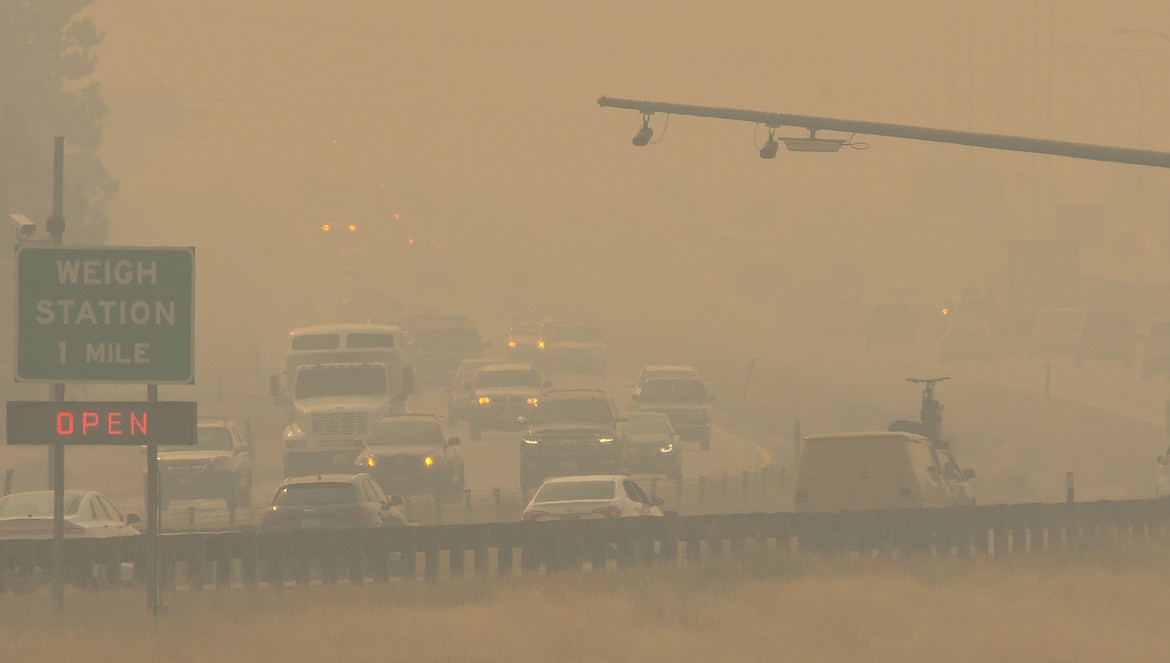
[
  {"left": 625, "top": 415, "right": 672, "bottom": 435},
  {"left": 162, "top": 425, "right": 232, "bottom": 452},
  {"left": 639, "top": 379, "right": 708, "bottom": 404},
  {"left": 476, "top": 369, "right": 541, "bottom": 388},
  {"left": 273, "top": 483, "right": 357, "bottom": 506},
  {"left": 510, "top": 323, "right": 539, "bottom": 336},
  {"left": 533, "top": 480, "right": 616, "bottom": 503},
  {"left": 415, "top": 328, "right": 482, "bottom": 352},
  {"left": 530, "top": 398, "right": 612, "bottom": 425},
  {"left": 295, "top": 365, "right": 387, "bottom": 399},
  {"left": 0, "top": 493, "right": 83, "bottom": 517},
  {"left": 549, "top": 326, "right": 602, "bottom": 342},
  {"left": 368, "top": 420, "right": 444, "bottom": 446}
]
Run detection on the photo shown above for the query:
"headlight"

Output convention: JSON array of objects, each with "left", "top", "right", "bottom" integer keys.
[
  {"left": 659, "top": 443, "right": 673, "bottom": 454},
  {"left": 598, "top": 436, "right": 614, "bottom": 444},
  {"left": 523, "top": 436, "right": 540, "bottom": 445},
  {"left": 365, "top": 456, "right": 376, "bottom": 468},
  {"left": 478, "top": 396, "right": 491, "bottom": 406},
  {"left": 526, "top": 397, "right": 539, "bottom": 406},
  {"left": 508, "top": 340, "right": 517, "bottom": 348},
  {"left": 424, "top": 456, "right": 435, "bottom": 467},
  {"left": 537, "top": 340, "right": 546, "bottom": 349}
]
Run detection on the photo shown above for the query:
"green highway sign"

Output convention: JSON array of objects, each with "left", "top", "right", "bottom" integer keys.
[{"left": 16, "top": 246, "right": 195, "bottom": 383}]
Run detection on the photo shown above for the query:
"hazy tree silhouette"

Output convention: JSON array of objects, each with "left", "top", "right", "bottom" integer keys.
[{"left": 1, "top": 0, "right": 116, "bottom": 243}]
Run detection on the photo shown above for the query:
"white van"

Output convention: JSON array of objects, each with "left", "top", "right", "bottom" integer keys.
[{"left": 794, "top": 431, "right": 974, "bottom": 512}]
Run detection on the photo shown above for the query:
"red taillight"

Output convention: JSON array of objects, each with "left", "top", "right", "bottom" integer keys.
[
  {"left": 521, "top": 510, "right": 547, "bottom": 522},
  {"left": 592, "top": 506, "right": 622, "bottom": 519}
]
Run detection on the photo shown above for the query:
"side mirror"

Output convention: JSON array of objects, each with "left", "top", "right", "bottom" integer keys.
[
  {"left": 651, "top": 496, "right": 664, "bottom": 507},
  {"left": 388, "top": 494, "right": 405, "bottom": 507},
  {"left": 125, "top": 513, "right": 141, "bottom": 526},
  {"left": 962, "top": 468, "right": 976, "bottom": 481},
  {"left": 447, "top": 437, "right": 461, "bottom": 447}
]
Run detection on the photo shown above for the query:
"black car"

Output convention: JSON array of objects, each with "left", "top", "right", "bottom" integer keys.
[
  {"left": 154, "top": 417, "right": 252, "bottom": 511},
  {"left": 356, "top": 414, "right": 465, "bottom": 497},
  {"left": 446, "top": 358, "right": 497, "bottom": 426},
  {"left": 624, "top": 411, "right": 682, "bottom": 478},
  {"left": 258, "top": 473, "right": 407, "bottom": 531},
  {"left": 519, "top": 390, "right": 627, "bottom": 490}
]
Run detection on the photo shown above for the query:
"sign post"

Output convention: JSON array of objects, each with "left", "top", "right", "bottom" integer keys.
[{"left": 12, "top": 244, "right": 194, "bottom": 615}]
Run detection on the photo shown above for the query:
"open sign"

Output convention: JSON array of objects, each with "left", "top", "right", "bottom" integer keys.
[{"left": 6, "top": 401, "right": 197, "bottom": 446}]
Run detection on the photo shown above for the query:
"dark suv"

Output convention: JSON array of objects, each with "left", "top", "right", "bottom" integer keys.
[
  {"left": 519, "top": 390, "right": 627, "bottom": 490},
  {"left": 631, "top": 377, "right": 713, "bottom": 450},
  {"left": 156, "top": 417, "right": 252, "bottom": 511},
  {"left": 408, "top": 315, "right": 488, "bottom": 389}
]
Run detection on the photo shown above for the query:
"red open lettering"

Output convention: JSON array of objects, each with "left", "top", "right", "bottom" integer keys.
[
  {"left": 130, "top": 412, "right": 148, "bottom": 435},
  {"left": 82, "top": 412, "right": 99, "bottom": 434},
  {"left": 56, "top": 412, "right": 74, "bottom": 435},
  {"left": 108, "top": 411, "right": 122, "bottom": 435}
]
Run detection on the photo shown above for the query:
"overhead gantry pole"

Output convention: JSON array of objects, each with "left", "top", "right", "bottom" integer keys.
[{"left": 597, "top": 96, "right": 1170, "bottom": 169}]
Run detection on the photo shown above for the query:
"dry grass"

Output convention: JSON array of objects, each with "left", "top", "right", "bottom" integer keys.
[{"left": 2, "top": 547, "right": 1168, "bottom": 663}]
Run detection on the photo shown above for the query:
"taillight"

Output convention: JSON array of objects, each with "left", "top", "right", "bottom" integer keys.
[
  {"left": 592, "top": 506, "right": 622, "bottom": 518},
  {"left": 522, "top": 510, "right": 547, "bottom": 521}
]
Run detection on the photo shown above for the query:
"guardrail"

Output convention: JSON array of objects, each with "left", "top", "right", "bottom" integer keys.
[{"left": 3, "top": 498, "right": 1168, "bottom": 595}]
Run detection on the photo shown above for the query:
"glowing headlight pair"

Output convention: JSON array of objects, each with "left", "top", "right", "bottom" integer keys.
[
  {"left": 659, "top": 443, "right": 673, "bottom": 454},
  {"left": 526, "top": 397, "right": 539, "bottom": 406},
  {"left": 478, "top": 396, "right": 492, "bottom": 406},
  {"left": 523, "top": 436, "right": 540, "bottom": 445},
  {"left": 598, "top": 436, "right": 614, "bottom": 444}
]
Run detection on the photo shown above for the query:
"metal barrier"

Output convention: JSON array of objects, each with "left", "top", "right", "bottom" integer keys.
[{"left": 3, "top": 498, "right": 1168, "bottom": 594}]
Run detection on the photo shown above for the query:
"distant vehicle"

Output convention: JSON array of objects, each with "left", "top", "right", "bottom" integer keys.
[
  {"left": 1029, "top": 308, "right": 1083, "bottom": 357},
  {"left": 258, "top": 474, "right": 407, "bottom": 531},
  {"left": 631, "top": 377, "right": 713, "bottom": 450},
  {"left": 866, "top": 302, "right": 916, "bottom": 347},
  {"left": 1142, "top": 320, "right": 1170, "bottom": 379},
  {"left": 522, "top": 475, "right": 663, "bottom": 522},
  {"left": 626, "top": 364, "right": 702, "bottom": 406},
  {"left": 623, "top": 411, "right": 682, "bottom": 478},
  {"left": 537, "top": 320, "right": 606, "bottom": 379},
  {"left": 156, "top": 416, "right": 252, "bottom": 511},
  {"left": 446, "top": 358, "right": 498, "bottom": 426},
  {"left": 520, "top": 390, "right": 627, "bottom": 490},
  {"left": 356, "top": 414, "right": 464, "bottom": 498},
  {"left": 505, "top": 321, "right": 542, "bottom": 364},
  {"left": 793, "top": 431, "right": 975, "bottom": 512},
  {"left": 0, "top": 490, "right": 140, "bottom": 540},
  {"left": 468, "top": 363, "right": 549, "bottom": 440},
  {"left": 1076, "top": 311, "right": 1137, "bottom": 367},
  {"left": 408, "top": 315, "right": 488, "bottom": 389},
  {"left": 939, "top": 320, "right": 994, "bottom": 364},
  {"left": 273, "top": 324, "right": 414, "bottom": 477}
]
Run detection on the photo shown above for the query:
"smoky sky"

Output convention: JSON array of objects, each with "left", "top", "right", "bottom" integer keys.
[{"left": 75, "top": 0, "right": 1170, "bottom": 378}]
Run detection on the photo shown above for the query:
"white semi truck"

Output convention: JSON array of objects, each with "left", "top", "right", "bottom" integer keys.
[{"left": 272, "top": 324, "right": 414, "bottom": 477}]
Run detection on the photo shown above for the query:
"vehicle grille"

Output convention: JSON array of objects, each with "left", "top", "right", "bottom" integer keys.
[
  {"left": 312, "top": 412, "right": 369, "bottom": 436},
  {"left": 539, "top": 432, "right": 602, "bottom": 448}
]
